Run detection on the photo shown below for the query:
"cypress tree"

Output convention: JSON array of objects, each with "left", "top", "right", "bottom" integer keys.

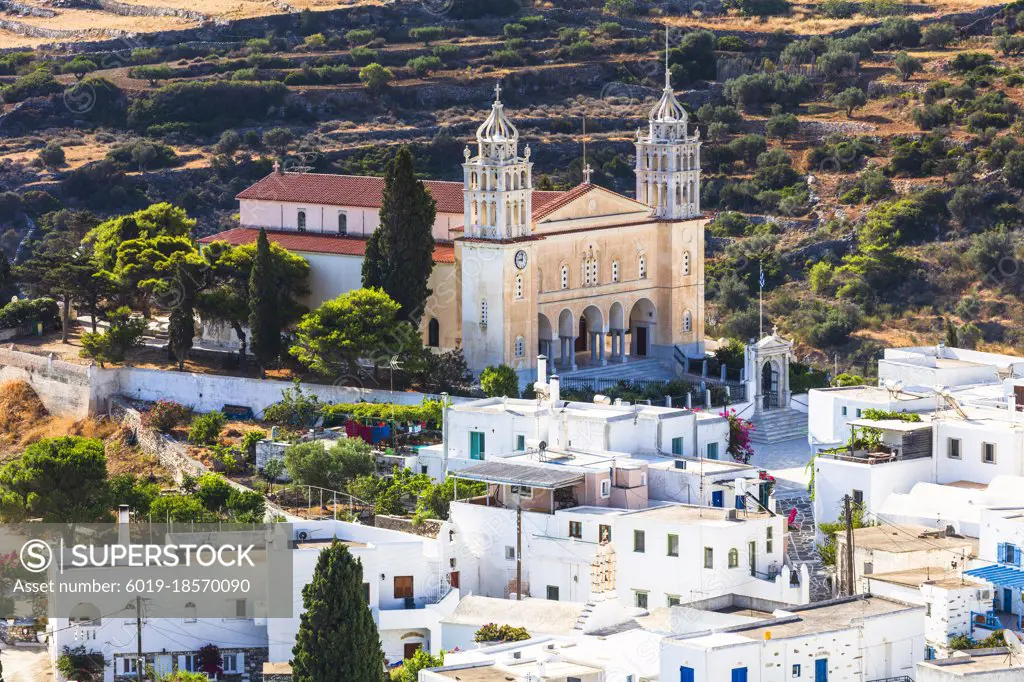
[
  {"left": 167, "top": 263, "right": 195, "bottom": 371},
  {"left": 291, "top": 541, "right": 385, "bottom": 682},
  {"left": 362, "top": 146, "right": 437, "bottom": 323},
  {"left": 249, "top": 228, "right": 280, "bottom": 378}
]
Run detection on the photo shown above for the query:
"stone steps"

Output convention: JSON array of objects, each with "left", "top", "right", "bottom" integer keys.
[
  {"left": 750, "top": 408, "right": 808, "bottom": 444},
  {"left": 557, "top": 358, "right": 678, "bottom": 383}
]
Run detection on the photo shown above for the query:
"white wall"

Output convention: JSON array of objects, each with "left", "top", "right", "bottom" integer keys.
[
  {"left": 240, "top": 199, "right": 463, "bottom": 242},
  {"left": 813, "top": 456, "right": 935, "bottom": 526},
  {"left": 934, "top": 419, "right": 1024, "bottom": 485},
  {"left": 807, "top": 387, "right": 934, "bottom": 447}
]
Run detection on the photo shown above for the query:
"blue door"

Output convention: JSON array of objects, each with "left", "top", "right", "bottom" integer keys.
[
  {"left": 815, "top": 658, "right": 828, "bottom": 682},
  {"left": 680, "top": 667, "right": 694, "bottom": 682},
  {"left": 736, "top": 495, "right": 746, "bottom": 510},
  {"left": 1004, "top": 588, "right": 1014, "bottom": 612},
  {"left": 731, "top": 668, "right": 748, "bottom": 682},
  {"left": 712, "top": 491, "right": 724, "bottom": 508}
]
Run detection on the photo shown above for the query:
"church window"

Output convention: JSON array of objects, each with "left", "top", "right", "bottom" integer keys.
[
  {"left": 338, "top": 211, "right": 347, "bottom": 235},
  {"left": 515, "top": 336, "right": 525, "bottom": 357},
  {"left": 611, "top": 260, "right": 619, "bottom": 283},
  {"left": 514, "top": 275, "right": 524, "bottom": 300},
  {"left": 638, "top": 255, "right": 647, "bottom": 280},
  {"left": 591, "top": 258, "right": 599, "bottom": 286},
  {"left": 428, "top": 318, "right": 440, "bottom": 348},
  {"left": 561, "top": 264, "right": 569, "bottom": 290},
  {"left": 682, "top": 251, "right": 690, "bottom": 276},
  {"left": 296, "top": 210, "right": 307, "bottom": 232},
  {"left": 480, "top": 300, "right": 488, "bottom": 327},
  {"left": 683, "top": 310, "right": 692, "bottom": 333}
]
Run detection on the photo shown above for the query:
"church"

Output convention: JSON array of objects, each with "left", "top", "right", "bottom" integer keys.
[{"left": 202, "top": 75, "right": 706, "bottom": 379}]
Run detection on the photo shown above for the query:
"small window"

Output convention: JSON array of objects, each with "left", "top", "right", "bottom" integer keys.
[
  {"left": 547, "top": 585, "right": 560, "bottom": 601},
  {"left": 707, "top": 442, "right": 719, "bottom": 460},
  {"left": 510, "top": 485, "right": 532, "bottom": 498},
  {"left": 792, "top": 665, "right": 801, "bottom": 677},
  {"left": 703, "top": 547, "right": 713, "bottom": 569},
  {"left": 767, "top": 526, "right": 774, "bottom": 553},
  {"left": 852, "top": 489, "right": 864, "bottom": 507},
  {"left": 667, "top": 534, "right": 679, "bottom": 557},
  {"left": 480, "top": 299, "right": 488, "bottom": 327},
  {"left": 123, "top": 658, "right": 139, "bottom": 675},
  {"left": 611, "top": 260, "right": 620, "bottom": 283},
  {"left": 183, "top": 655, "right": 199, "bottom": 673},
  {"left": 599, "top": 524, "right": 612, "bottom": 544},
  {"left": 728, "top": 548, "right": 739, "bottom": 568},
  {"left": 683, "top": 310, "right": 692, "bottom": 333},
  {"left": 296, "top": 209, "right": 307, "bottom": 232},
  {"left": 983, "top": 442, "right": 996, "bottom": 464},
  {"left": 569, "top": 521, "right": 582, "bottom": 539},
  {"left": 671, "top": 437, "right": 684, "bottom": 455},
  {"left": 515, "top": 434, "right": 526, "bottom": 451},
  {"left": 841, "top": 406, "right": 848, "bottom": 416},
  {"left": 505, "top": 546, "right": 516, "bottom": 561},
  {"left": 634, "top": 590, "right": 648, "bottom": 609},
  {"left": 223, "top": 654, "right": 238, "bottom": 673},
  {"left": 856, "top": 408, "right": 862, "bottom": 418},
  {"left": 600, "top": 479, "right": 611, "bottom": 498},
  {"left": 634, "top": 530, "right": 646, "bottom": 553},
  {"left": 338, "top": 211, "right": 347, "bottom": 234},
  {"left": 948, "top": 437, "right": 962, "bottom": 459},
  {"left": 394, "top": 576, "right": 414, "bottom": 599},
  {"left": 427, "top": 318, "right": 440, "bottom": 348},
  {"left": 667, "top": 595, "right": 681, "bottom": 607},
  {"left": 514, "top": 274, "right": 524, "bottom": 300},
  {"left": 560, "top": 264, "right": 569, "bottom": 289},
  {"left": 682, "top": 250, "right": 690, "bottom": 276},
  {"left": 638, "top": 254, "right": 647, "bottom": 279},
  {"left": 515, "top": 336, "right": 525, "bottom": 357}
]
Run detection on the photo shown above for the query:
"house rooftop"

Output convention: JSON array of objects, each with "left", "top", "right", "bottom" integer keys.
[
  {"left": 451, "top": 460, "right": 586, "bottom": 489},
  {"left": 813, "top": 385, "right": 929, "bottom": 403},
  {"left": 917, "top": 649, "right": 1024, "bottom": 675},
  {"left": 867, "top": 568, "right": 985, "bottom": 590},
  {"left": 444, "top": 596, "right": 583, "bottom": 634},
  {"left": 725, "top": 596, "right": 920, "bottom": 641},
  {"left": 841, "top": 524, "right": 977, "bottom": 554},
  {"left": 623, "top": 502, "right": 771, "bottom": 523},
  {"left": 847, "top": 417, "right": 932, "bottom": 432}
]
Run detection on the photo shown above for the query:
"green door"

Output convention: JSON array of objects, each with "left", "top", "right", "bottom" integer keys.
[{"left": 470, "top": 431, "right": 485, "bottom": 460}]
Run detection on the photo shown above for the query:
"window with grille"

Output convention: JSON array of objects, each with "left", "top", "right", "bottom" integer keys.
[
  {"left": 480, "top": 299, "right": 488, "bottom": 327},
  {"left": 682, "top": 251, "right": 690, "bottom": 275},
  {"left": 638, "top": 255, "right": 647, "bottom": 279},
  {"left": 611, "top": 260, "right": 619, "bottom": 282},
  {"left": 514, "top": 275, "right": 523, "bottom": 299},
  {"left": 515, "top": 336, "right": 524, "bottom": 357},
  {"left": 561, "top": 264, "right": 569, "bottom": 289}
]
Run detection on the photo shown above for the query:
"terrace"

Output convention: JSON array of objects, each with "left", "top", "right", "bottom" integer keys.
[{"left": 818, "top": 418, "right": 933, "bottom": 465}]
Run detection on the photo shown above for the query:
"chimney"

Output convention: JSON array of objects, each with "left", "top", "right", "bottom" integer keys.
[
  {"left": 549, "top": 375, "right": 560, "bottom": 403},
  {"left": 537, "top": 354, "right": 547, "bottom": 382},
  {"left": 117, "top": 505, "right": 130, "bottom": 546}
]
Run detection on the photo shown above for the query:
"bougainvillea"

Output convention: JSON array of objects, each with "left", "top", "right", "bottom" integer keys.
[{"left": 721, "top": 407, "right": 755, "bottom": 464}]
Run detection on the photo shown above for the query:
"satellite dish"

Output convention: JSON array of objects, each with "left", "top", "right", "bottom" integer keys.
[
  {"left": 1005, "top": 630, "right": 1024, "bottom": 663},
  {"left": 538, "top": 441, "right": 547, "bottom": 452}
]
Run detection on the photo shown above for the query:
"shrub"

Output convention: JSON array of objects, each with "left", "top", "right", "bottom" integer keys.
[
  {"left": 766, "top": 113, "right": 799, "bottom": 141},
  {"left": 819, "top": 0, "right": 856, "bottom": 17},
  {"left": 37, "top": 142, "right": 65, "bottom": 168},
  {"left": 406, "top": 55, "right": 443, "bottom": 75},
  {"left": 195, "top": 473, "right": 233, "bottom": 510},
  {"left": 130, "top": 64, "right": 174, "bottom": 86},
  {"left": 350, "top": 46, "right": 380, "bottom": 65},
  {"left": 707, "top": 211, "right": 753, "bottom": 237},
  {"left": 1, "top": 69, "right": 61, "bottom": 103},
  {"left": 188, "top": 411, "right": 227, "bottom": 446},
  {"left": 359, "top": 62, "right": 393, "bottom": 91},
  {"left": 143, "top": 400, "right": 191, "bottom": 432},
  {"left": 474, "top": 623, "right": 531, "bottom": 643},
  {"left": 893, "top": 51, "right": 922, "bottom": 81},
  {"left": 106, "top": 139, "right": 179, "bottom": 170},
  {"left": 723, "top": 72, "right": 811, "bottom": 112},
  {"left": 346, "top": 29, "right": 375, "bottom": 45},
  {"left": 127, "top": 80, "right": 288, "bottom": 133},
  {"left": 79, "top": 307, "right": 147, "bottom": 364},
  {"left": 432, "top": 44, "right": 461, "bottom": 63},
  {"left": 480, "top": 364, "right": 519, "bottom": 397},
  {"left": 409, "top": 26, "right": 446, "bottom": 44},
  {"left": 262, "top": 380, "right": 322, "bottom": 427},
  {"left": 922, "top": 23, "right": 956, "bottom": 49},
  {"left": 832, "top": 87, "right": 867, "bottom": 117},
  {"left": 950, "top": 51, "right": 993, "bottom": 73},
  {"left": 228, "top": 488, "right": 266, "bottom": 522},
  {"left": 284, "top": 439, "right": 374, "bottom": 490},
  {"left": 489, "top": 49, "right": 525, "bottom": 66}
]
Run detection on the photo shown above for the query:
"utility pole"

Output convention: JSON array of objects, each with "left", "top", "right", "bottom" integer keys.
[
  {"left": 135, "top": 596, "right": 145, "bottom": 682},
  {"left": 844, "top": 495, "right": 856, "bottom": 597},
  {"left": 516, "top": 491, "right": 523, "bottom": 601}
]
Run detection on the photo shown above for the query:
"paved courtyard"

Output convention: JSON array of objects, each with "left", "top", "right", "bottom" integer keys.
[{"left": 1, "top": 645, "right": 51, "bottom": 682}]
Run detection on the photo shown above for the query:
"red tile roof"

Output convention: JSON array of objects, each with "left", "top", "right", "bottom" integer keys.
[
  {"left": 236, "top": 171, "right": 565, "bottom": 217},
  {"left": 531, "top": 182, "right": 599, "bottom": 220},
  {"left": 198, "top": 227, "right": 457, "bottom": 264}
]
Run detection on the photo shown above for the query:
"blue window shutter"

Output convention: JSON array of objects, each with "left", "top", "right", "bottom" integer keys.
[
  {"left": 1015, "top": 546, "right": 1022, "bottom": 566},
  {"left": 998, "top": 543, "right": 1006, "bottom": 563},
  {"left": 680, "top": 666, "right": 695, "bottom": 682}
]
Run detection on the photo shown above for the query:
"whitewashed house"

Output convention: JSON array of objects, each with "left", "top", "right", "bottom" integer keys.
[{"left": 963, "top": 507, "right": 1024, "bottom": 635}]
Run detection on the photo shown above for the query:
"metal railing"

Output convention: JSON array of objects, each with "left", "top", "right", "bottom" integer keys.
[{"left": 557, "top": 376, "right": 746, "bottom": 408}]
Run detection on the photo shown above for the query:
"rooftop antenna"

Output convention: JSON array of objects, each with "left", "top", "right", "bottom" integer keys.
[{"left": 665, "top": 26, "right": 671, "bottom": 88}]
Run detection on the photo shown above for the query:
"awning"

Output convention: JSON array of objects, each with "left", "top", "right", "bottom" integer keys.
[
  {"left": 965, "top": 564, "right": 1024, "bottom": 588},
  {"left": 452, "top": 461, "right": 586, "bottom": 490}
]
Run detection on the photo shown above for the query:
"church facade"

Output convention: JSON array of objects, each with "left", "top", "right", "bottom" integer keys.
[{"left": 205, "top": 78, "right": 706, "bottom": 378}]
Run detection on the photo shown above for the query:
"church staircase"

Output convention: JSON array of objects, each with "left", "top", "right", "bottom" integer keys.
[{"left": 749, "top": 408, "right": 808, "bottom": 444}]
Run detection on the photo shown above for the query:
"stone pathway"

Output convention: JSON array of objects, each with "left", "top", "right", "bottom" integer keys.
[{"left": 776, "top": 489, "right": 832, "bottom": 602}]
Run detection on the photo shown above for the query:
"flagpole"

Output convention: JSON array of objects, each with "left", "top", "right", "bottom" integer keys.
[{"left": 759, "top": 260, "right": 763, "bottom": 339}]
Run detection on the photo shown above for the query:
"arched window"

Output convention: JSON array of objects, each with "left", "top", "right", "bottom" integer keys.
[
  {"left": 338, "top": 211, "right": 348, "bottom": 235},
  {"left": 296, "top": 210, "right": 307, "bottom": 232},
  {"left": 427, "top": 318, "right": 440, "bottom": 348},
  {"left": 480, "top": 299, "right": 488, "bottom": 327},
  {"left": 561, "top": 264, "right": 569, "bottom": 290},
  {"left": 611, "top": 260, "right": 620, "bottom": 283},
  {"left": 638, "top": 255, "right": 647, "bottom": 280},
  {"left": 728, "top": 549, "right": 739, "bottom": 568},
  {"left": 683, "top": 310, "right": 692, "bottom": 333},
  {"left": 514, "top": 275, "right": 524, "bottom": 300},
  {"left": 184, "top": 601, "right": 197, "bottom": 623},
  {"left": 515, "top": 336, "right": 525, "bottom": 357},
  {"left": 682, "top": 251, "right": 690, "bottom": 276}
]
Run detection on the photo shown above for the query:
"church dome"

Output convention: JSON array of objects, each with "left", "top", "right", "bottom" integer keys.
[
  {"left": 649, "top": 81, "right": 687, "bottom": 123},
  {"left": 477, "top": 83, "right": 519, "bottom": 143}
]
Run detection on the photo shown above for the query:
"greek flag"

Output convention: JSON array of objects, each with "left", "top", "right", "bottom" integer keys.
[{"left": 759, "top": 263, "right": 765, "bottom": 290}]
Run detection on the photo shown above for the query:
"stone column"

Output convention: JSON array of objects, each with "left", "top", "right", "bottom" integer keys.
[
  {"left": 599, "top": 333, "right": 606, "bottom": 366},
  {"left": 619, "top": 330, "right": 627, "bottom": 361},
  {"left": 569, "top": 338, "right": 577, "bottom": 371}
]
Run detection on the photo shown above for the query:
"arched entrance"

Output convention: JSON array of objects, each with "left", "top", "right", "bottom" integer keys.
[
  {"left": 581, "top": 305, "right": 606, "bottom": 366},
  {"left": 557, "top": 308, "right": 576, "bottom": 370},
  {"left": 761, "top": 360, "right": 780, "bottom": 409},
  {"left": 609, "top": 302, "right": 626, "bottom": 362},
  {"left": 576, "top": 316, "right": 588, "bottom": 353},
  {"left": 628, "top": 298, "right": 657, "bottom": 358},
  {"left": 537, "top": 313, "right": 555, "bottom": 363}
]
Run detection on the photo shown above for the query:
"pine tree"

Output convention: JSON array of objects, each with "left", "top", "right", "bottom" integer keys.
[
  {"left": 249, "top": 229, "right": 280, "bottom": 378},
  {"left": 291, "top": 541, "right": 385, "bottom": 682},
  {"left": 166, "top": 260, "right": 194, "bottom": 368},
  {"left": 362, "top": 146, "right": 436, "bottom": 323}
]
